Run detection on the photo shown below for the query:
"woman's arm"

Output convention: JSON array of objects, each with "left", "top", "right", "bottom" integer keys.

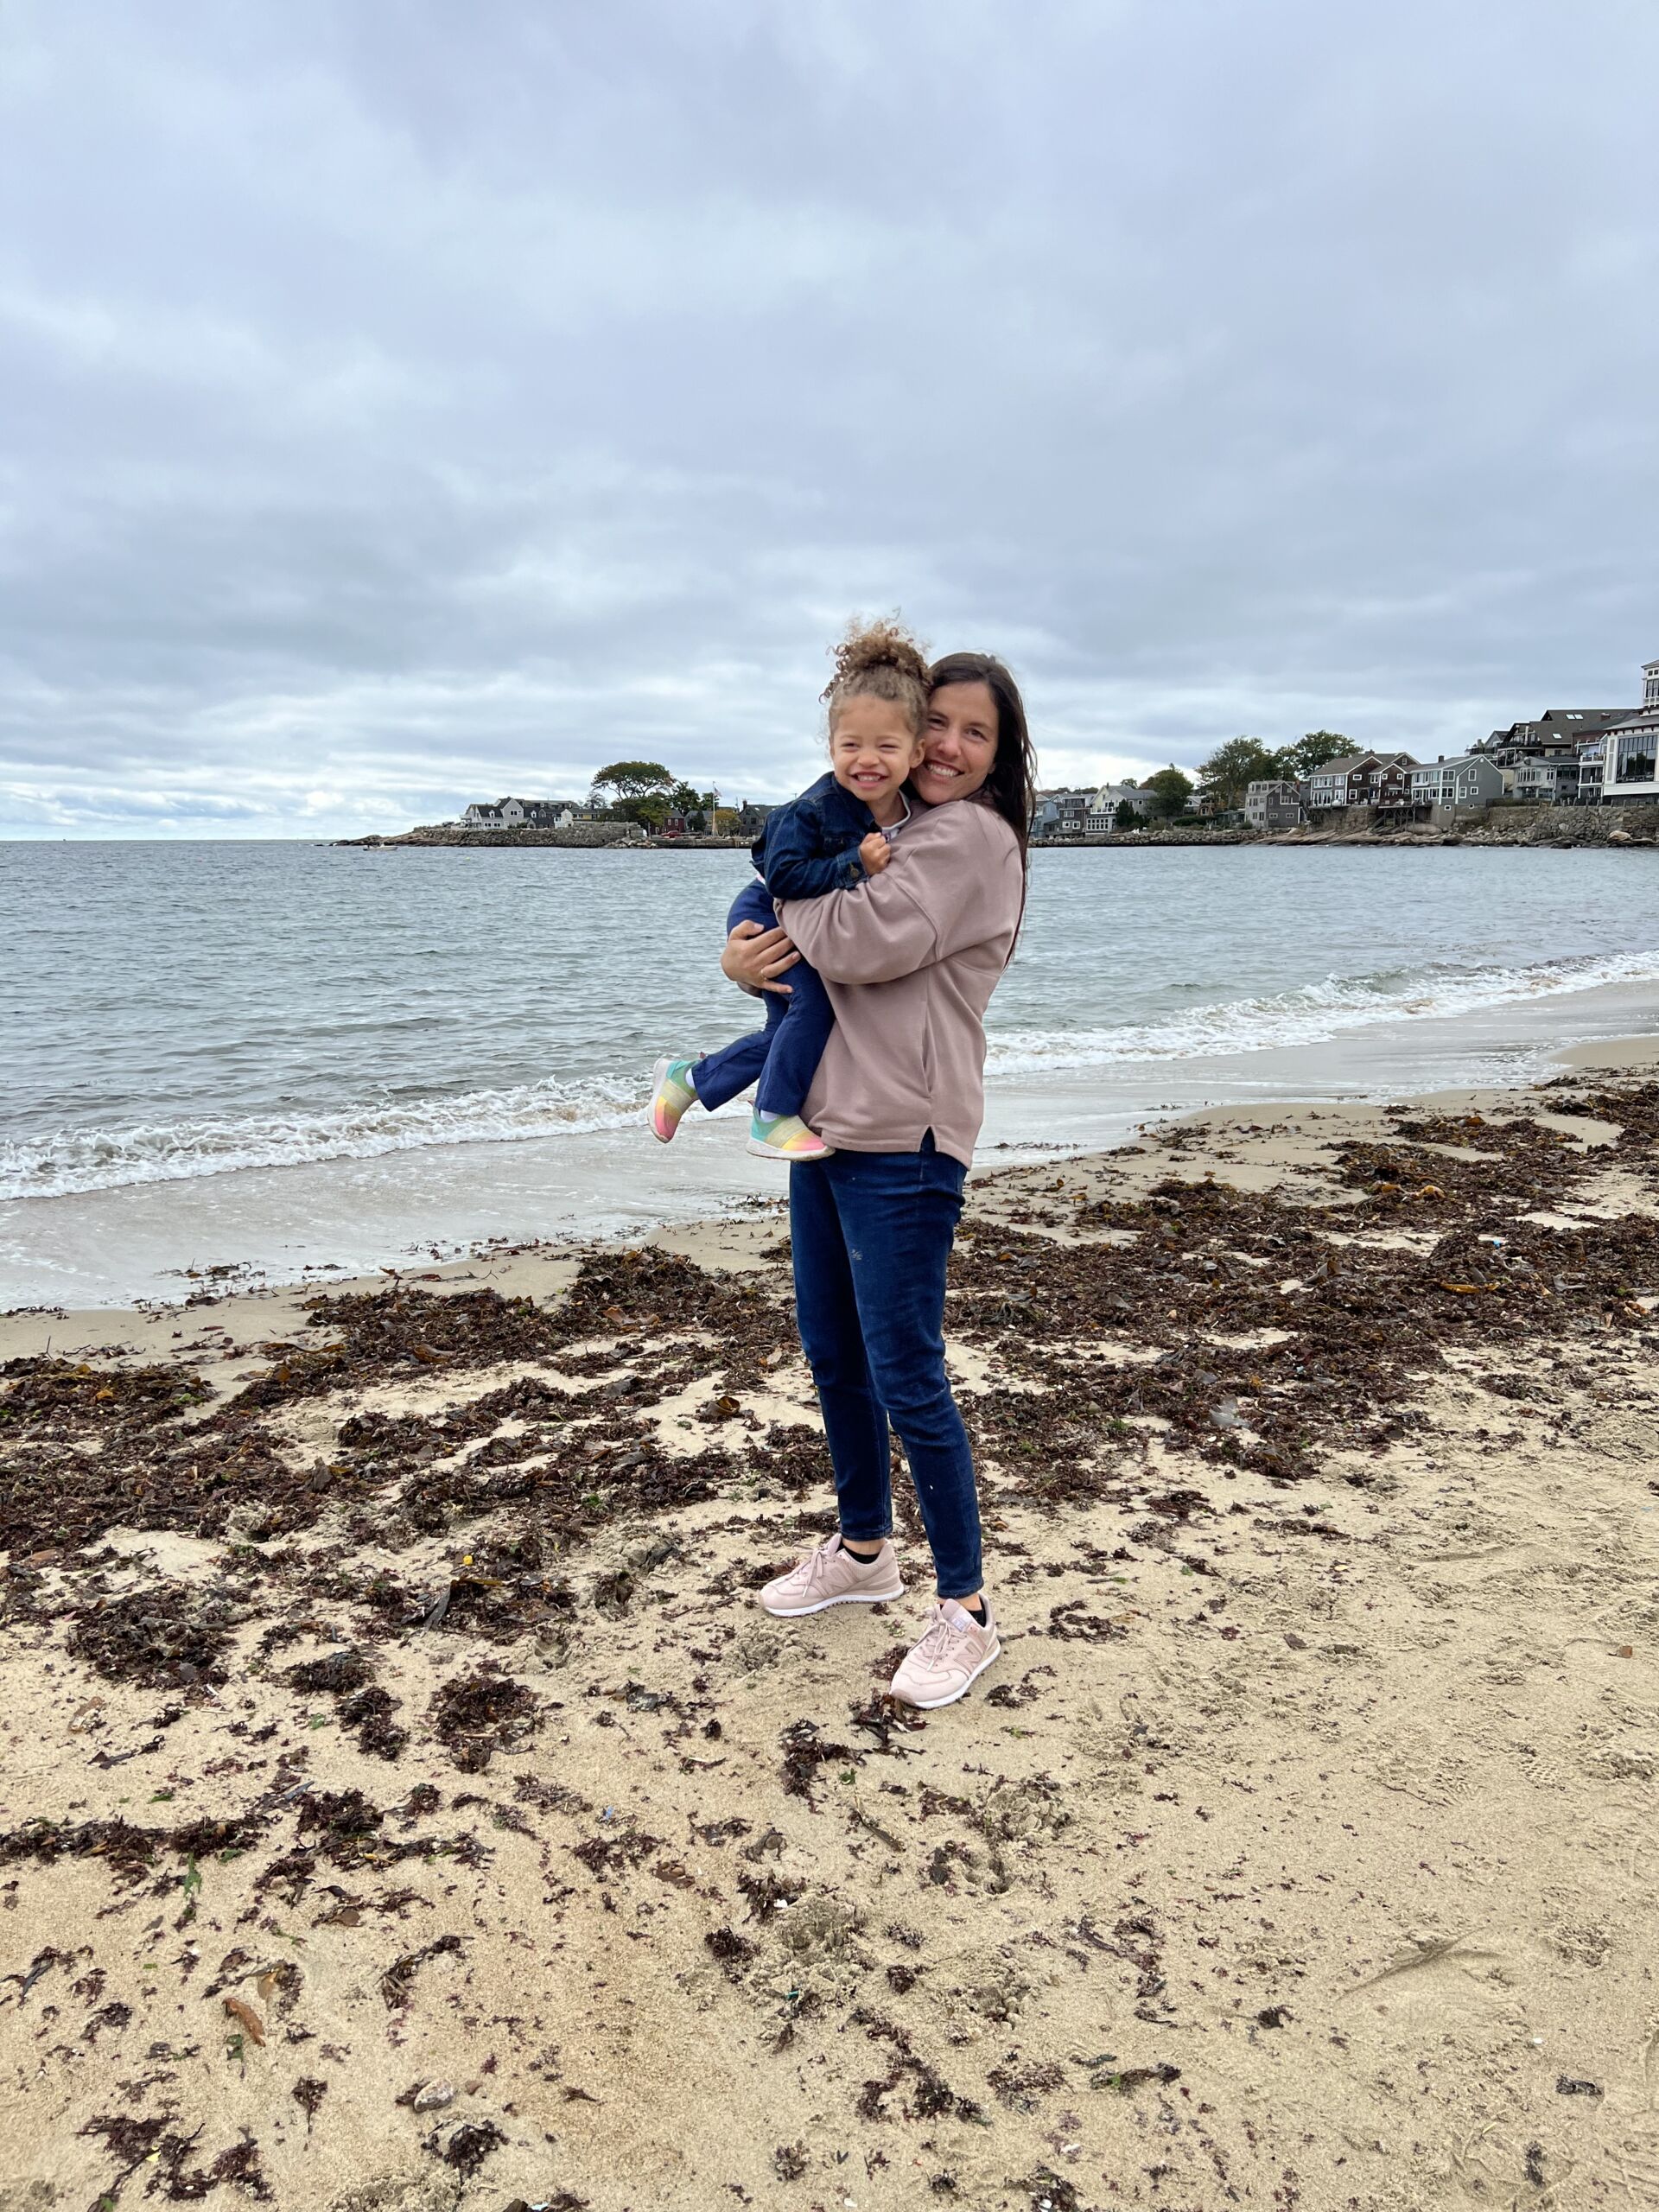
[
  {"left": 779, "top": 806, "right": 1020, "bottom": 986},
  {"left": 721, "top": 920, "right": 799, "bottom": 996}
]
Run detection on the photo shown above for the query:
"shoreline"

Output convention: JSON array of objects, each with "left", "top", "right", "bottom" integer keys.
[
  {"left": 3, "top": 1040, "right": 1656, "bottom": 2206},
  {"left": 8, "top": 969, "right": 1659, "bottom": 1314}
]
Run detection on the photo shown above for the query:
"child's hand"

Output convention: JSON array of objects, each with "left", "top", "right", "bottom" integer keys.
[{"left": 859, "top": 831, "right": 892, "bottom": 875}]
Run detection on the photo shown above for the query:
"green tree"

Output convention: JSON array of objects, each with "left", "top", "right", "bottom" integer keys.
[
  {"left": 1281, "top": 730, "right": 1351, "bottom": 780},
  {"left": 1114, "top": 798, "right": 1141, "bottom": 829},
  {"left": 591, "top": 760, "right": 676, "bottom": 805},
  {"left": 1195, "top": 736, "right": 1281, "bottom": 812},
  {"left": 1142, "top": 766, "right": 1194, "bottom": 819}
]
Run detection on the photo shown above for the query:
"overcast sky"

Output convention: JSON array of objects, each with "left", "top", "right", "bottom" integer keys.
[{"left": 2, "top": 0, "right": 1656, "bottom": 837}]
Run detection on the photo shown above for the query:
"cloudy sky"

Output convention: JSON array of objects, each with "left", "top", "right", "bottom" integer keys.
[{"left": 2, "top": 0, "right": 1656, "bottom": 836}]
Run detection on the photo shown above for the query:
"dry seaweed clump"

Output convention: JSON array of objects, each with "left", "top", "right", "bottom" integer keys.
[
  {"left": 234, "top": 1284, "right": 568, "bottom": 1408},
  {"left": 67, "top": 1585, "right": 238, "bottom": 1688},
  {"left": 429, "top": 1666, "right": 540, "bottom": 1770}
]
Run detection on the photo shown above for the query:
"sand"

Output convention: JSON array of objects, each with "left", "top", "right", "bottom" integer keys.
[{"left": 3, "top": 1043, "right": 1657, "bottom": 2212}]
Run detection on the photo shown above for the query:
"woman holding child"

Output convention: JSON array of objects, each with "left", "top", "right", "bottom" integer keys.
[{"left": 650, "top": 621, "right": 1033, "bottom": 1708}]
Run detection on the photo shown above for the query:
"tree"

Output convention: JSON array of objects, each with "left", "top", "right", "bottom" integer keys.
[
  {"left": 1194, "top": 736, "right": 1281, "bottom": 812},
  {"left": 1114, "top": 798, "right": 1141, "bottom": 829},
  {"left": 1281, "top": 730, "right": 1351, "bottom": 780},
  {"left": 1142, "top": 766, "right": 1194, "bottom": 820},
  {"left": 590, "top": 760, "right": 676, "bottom": 804}
]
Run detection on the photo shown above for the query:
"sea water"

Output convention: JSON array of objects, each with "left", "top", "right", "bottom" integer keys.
[{"left": 3, "top": 839, "right": 1656, "bottom": 1304}]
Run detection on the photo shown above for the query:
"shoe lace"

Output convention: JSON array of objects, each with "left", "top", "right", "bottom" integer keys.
[{"left": 912, "top": 1605, "right": 966, "bottom": 1664}]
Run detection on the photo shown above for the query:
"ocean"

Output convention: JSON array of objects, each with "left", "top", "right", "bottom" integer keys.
[{"left": 3, "top": 838, "right": 1656, "bottom": 1306}]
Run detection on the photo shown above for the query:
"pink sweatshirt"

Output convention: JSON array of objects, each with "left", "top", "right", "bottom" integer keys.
[{"left": 778, "top": 798, "right": 1024, "bottom": 1166}]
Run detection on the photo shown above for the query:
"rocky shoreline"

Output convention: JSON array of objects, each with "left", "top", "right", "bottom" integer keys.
[{"left": 335, "top": 808, "right": 1658, "bottom": 855}]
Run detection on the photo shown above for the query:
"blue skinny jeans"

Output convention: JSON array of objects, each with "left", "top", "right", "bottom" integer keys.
[{"left": 788, "top": 1136, "right": 982, "bottom": 1599}]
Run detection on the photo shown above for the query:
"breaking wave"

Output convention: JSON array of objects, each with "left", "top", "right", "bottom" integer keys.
[
  {"left": 0, "top": 1077, "right": 645, "bottom": 1201},
  {"left": 983, "top": 946, "right": 1659, "bottom": 1076},
  {"left": 6, "top": 945, "right": 1656, "bottom": 1201}
]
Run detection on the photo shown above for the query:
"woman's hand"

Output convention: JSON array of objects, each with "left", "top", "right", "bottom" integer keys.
[{"left": 722, "top": 919, "right": 800, "bottom": 995}]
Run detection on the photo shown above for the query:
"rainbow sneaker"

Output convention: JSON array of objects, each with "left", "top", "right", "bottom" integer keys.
[
  {"left": 649, "top": 1056, "right": 699, "bottom": 1143},
  {"left": 746, "top": 1111, "right": 834, "bottom": 1161}
]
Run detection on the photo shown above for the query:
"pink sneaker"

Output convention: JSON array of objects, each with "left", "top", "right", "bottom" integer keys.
[
  {"left": 758, "top": 1534, "right": 903, "bottom": 1617},
  {"left": 889, "top": 1598, "right": 1001, "bottom": 1709}
]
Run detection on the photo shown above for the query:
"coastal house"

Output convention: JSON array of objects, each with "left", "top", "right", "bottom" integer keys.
[
  {"left": 1244, "top": 779, "right": 1304, "bottom": 830},
  {"left": 1030, "top": 789, "right": 1093, "bottom": 839},
  {"left": 1086, "top": 783, "right": 1152, "bottom": 830},
  {"left": 1473, "top": 657, "right": 1659, "bottom": 805},
  {"left": 1408, "top": 755, "right": 1508, "bottom": 810},
  {"left": 1510, "top": 754, "right": 1588, "bottom": 804},
  {"left": 732, "top": 802, "right": 777, "bottom": 840},
  {"left": 1597, "top": 709, "right": 1659, "bottom": 804},
  {"left": 1300, "top": 752, "right": 1416, "bottom": 813},
  {"left": 460, "top": 796, "right": 588, "bottom": 830}
]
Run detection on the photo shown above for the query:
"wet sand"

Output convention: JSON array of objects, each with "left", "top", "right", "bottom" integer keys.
[{"left": 2, "top": 1039, "right": 1657, "bottom": 2210}]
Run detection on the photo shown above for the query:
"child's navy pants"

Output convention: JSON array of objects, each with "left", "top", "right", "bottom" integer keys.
[{"left": 693, "top": 880, "right": 836, "bottom": 1118}]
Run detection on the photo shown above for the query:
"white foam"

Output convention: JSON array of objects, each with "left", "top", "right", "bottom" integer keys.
[
  {"left": 0, "top": 1076, "right": 645, "bottom": 1201},
  {"left": 7, "top": 944, "right": 1656, "bottom": 1201},
  {"left": 983, "top": 946, "right": 1659, "bottom": 1075}
]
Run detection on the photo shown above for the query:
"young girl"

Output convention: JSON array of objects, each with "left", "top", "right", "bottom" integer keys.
[{"left": 647, "top": 620, "right": 930, "bottom": 1160}]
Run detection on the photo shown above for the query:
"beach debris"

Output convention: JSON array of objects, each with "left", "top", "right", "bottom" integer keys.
[
  {"left": 291, "top": 2076, "right": 327, "bottom": 2129},
  {"left": 429, "top": 1666, "right": 539, "bottom": 1770},
  {"left": 79, "top": 2114, "right": 270, "bottom": 2201},
  {"left": 706, "top": 1927, "right": 758, "bottom": 1980},
  {"left": 1555, "top": 2075, "right": 1604, "bottom": 2096},
  {"left": 67, "top": 1585, "right": 237, "bottom": 1689},
  {"left": 779, "top": 1718, "right": 861, "bottom": 1801},
  {"left": 411, "top": 2080, "right": 457, "bottom": 2111},
  {"left": 381, "top": 1933, "right": 463, "bottom": 2010},
  {"left": 425, "top": 2117, "right": 505, "bottom": 2174}
]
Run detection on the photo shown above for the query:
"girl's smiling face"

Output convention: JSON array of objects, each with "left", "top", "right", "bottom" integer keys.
[
  {"left": 915, "top": 680, "right": 999, "bottom": 805},
  {"left": 830, "top": 694, "right": 925, "bottom": 819}
]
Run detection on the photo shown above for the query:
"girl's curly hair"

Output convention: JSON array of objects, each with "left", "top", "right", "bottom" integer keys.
[{"left": 822, "top": 614, "right": 931, "bottom": 738}]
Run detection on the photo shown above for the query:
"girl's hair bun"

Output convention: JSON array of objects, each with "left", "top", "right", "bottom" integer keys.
[{"left": 822, "top": 614, "right": 931, "bottom": 735}]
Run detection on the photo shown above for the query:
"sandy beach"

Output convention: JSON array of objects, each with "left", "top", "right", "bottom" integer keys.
[{"left": 3, "top": 1039, "right": 1657, "bottom": 2212}]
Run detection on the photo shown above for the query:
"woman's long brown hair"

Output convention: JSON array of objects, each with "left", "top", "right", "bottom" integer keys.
[{"left": 926, "top": 652, "right": 1036, "bottom": 935}]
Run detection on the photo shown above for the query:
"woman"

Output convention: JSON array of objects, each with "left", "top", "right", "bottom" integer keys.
[{"left": 726, "top": 652, "right": 1034, "bottom": 1708}]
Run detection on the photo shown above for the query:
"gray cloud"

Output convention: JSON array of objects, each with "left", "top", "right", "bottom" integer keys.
[{"left": 2, "top": 0, "right": 1656, "bottom": 834}]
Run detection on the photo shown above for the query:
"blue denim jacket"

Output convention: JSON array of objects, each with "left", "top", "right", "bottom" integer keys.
[{"left": 751, "top": 771, "right": 878, "bottom": 899}]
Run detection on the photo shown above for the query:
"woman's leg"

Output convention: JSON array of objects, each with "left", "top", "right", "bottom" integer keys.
[
  {"left": 788, "top": 1157, "right": 893, "bottom": 1545},
  {"left": 827, "top": 1144, "right": 982, "bottom": 1599}
]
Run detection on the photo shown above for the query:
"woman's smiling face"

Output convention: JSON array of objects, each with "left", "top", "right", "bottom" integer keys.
[{"left": 914, "top": 679, "right": 1000, "bottom": 805}]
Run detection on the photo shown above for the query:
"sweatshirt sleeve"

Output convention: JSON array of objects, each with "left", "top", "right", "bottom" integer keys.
[
  {"left": 779, "top": 805, "right": 1020, "bottom": 985},
  {"left": 764, "top": 843, "right": 868, "bottom": 899}
]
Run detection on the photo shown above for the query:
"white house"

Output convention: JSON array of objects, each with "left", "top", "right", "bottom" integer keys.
[
  {"left": 460, "top": 797, "right": 585, "bottom": 830},
  {"left": 1086, "top": 783, "right": 1153, "bottom": 830},
  {"left": 1598, "top": 711, "right": 1659, "bottom": 803}
]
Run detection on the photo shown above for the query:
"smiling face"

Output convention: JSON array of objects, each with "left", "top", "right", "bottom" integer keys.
[
  {"left": 829, "top": 693, "right": 925, "bottom": 823},
  {"left": 914, "top": 679, "right": 1000, "bottom": 805}
]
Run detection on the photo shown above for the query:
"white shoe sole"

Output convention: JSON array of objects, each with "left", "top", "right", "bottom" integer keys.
[
  {"left": 892, "top": 1637, "right": 1002, "bottom": 1710},
  {"left": 746, "top": 1136, "right": 836, "bottom": 1161},
  {"left": 649, "top": 1056, "right": 687, "bottom": 1145},
  {"left": 761, "top": 1580, "right": 904, "bottom": 1618}
]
